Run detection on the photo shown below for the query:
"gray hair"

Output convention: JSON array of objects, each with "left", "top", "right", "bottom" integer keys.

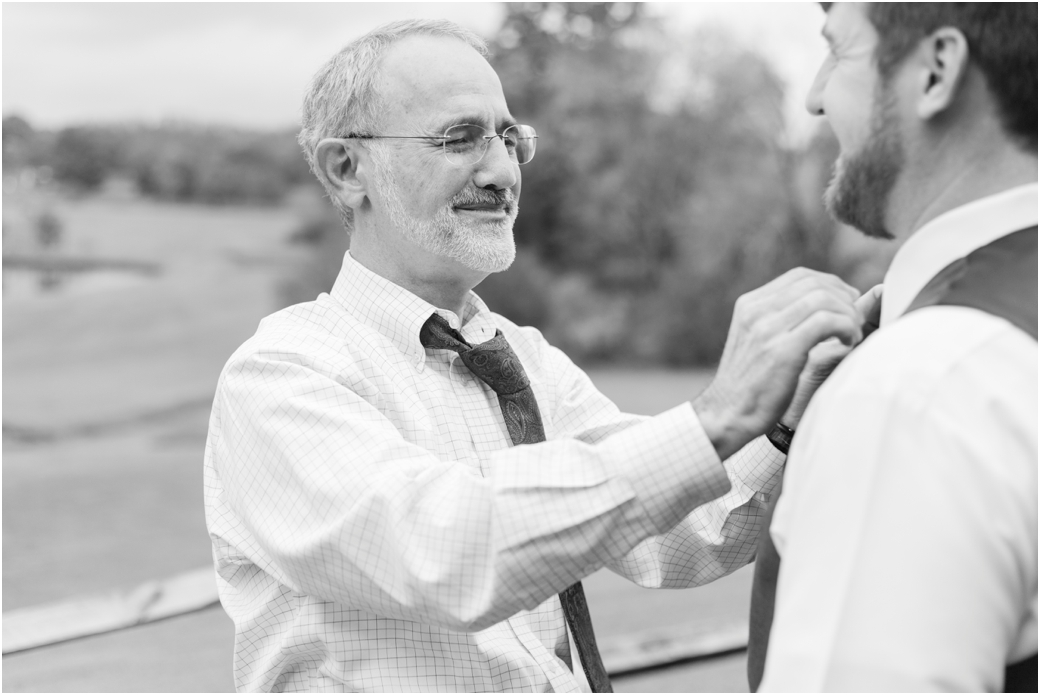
[{"left": 298, "top": 19, "right": 489, "bottom": 230}]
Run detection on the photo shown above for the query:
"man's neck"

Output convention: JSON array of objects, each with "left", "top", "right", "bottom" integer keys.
[
  {"left": 887, "top": 132, "right": 1038, "bottom": 241},
  {"left": 348, "top": 229, "right": 486, "bottom": 319}
]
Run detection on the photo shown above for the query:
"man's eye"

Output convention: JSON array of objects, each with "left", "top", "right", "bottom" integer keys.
[{"left": 443, "top": 137, "right": 472, "bottom": 151}]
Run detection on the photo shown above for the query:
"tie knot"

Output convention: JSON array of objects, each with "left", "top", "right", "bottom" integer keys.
[
  {"left": 419, "top": 313, "right": 469, "bottom": 352},
  {"left": 418, "top": 313, "right": 531, "bottom": 396}
]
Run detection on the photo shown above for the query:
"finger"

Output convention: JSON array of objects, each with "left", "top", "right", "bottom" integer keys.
[
  {"left": 734, "top": 272, "right": 860, "bottom": 342},
  {"left": 805, "top": 338, "right": 854, "bottom": 375},
  {"left": 854, "top": 284, "right": 883, "bottom": 313},
  {"left": 787, "top": 272, "right": 861, "bottom": 305},
  {"left": 787, "top": 310, "right": 862, "bottom": 351},
  {"left": 746, "top": 270, "right": 860, "bottom": 316},
  {"left": 772, "top": 268, "right": 861, "bottom": 302},
  {"left": 808, "top": 336, "right": 853, "bottom": 362},
  {"left": 764, "top": 287, "right": 861, "bottom": 337},
  {"left": 856, "top": 284, "right": 884, "bottom": 335}
]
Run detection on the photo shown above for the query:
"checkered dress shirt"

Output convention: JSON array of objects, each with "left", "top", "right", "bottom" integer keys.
[{"left": 204, "top": 251, "right": 784, "bottom": 692}]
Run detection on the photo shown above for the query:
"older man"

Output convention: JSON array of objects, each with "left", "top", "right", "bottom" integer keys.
[
  {"left": 205, "top": 19, "right": 867, "bottom": 692},
  {"left": 752, "top": 3, "right": 1037, "bottom": 692}
]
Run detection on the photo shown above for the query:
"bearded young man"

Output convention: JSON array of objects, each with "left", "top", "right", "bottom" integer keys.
[
  {"left": 750, "top": 3, "right": 1037, "bottom": 692},
  {"left": 204, "top": 19, "right": 873, "bottom": 692}
]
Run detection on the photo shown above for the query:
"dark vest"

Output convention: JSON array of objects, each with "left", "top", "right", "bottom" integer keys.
[
  {"left": 747, "top": 227, "right": 1038, "bottom": 693},
  {"left": 905, "top": 226, "right": 1037, "bottom": 340},
  {"left": 906, "top": 226, "right": 1037, "bottom": 693}
]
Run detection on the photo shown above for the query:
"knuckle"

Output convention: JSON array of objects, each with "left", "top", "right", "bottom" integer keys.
[
  {"left": 737, "top": 295, "right": 761, "bottom": 321},
  {"left": 806, "top": 287, "right": 832, "bottom": 304},
  {"left": 801, "top": 288, "right": 835, "bottom": 312}
]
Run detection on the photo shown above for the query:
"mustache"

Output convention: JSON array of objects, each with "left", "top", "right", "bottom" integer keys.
[{"left": 451, "top": 188, "right": 516, "bottom": 210}]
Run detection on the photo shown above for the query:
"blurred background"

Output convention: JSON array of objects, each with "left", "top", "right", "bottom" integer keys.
[{"left": 3, "top": 2, "right": 897, "bottom": 692}]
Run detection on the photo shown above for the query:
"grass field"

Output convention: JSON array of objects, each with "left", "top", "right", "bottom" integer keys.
[{"left": 3, "top": 198, "right": 751, "bottom": 692}]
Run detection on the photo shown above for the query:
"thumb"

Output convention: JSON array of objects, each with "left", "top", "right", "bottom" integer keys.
[{"left": 856, "top": 284, "right": 883, "bottom": 339}]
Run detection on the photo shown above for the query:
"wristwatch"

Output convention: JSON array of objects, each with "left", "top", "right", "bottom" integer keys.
[{"left": 767, "top": 422, "right": 795, "bottom": 455}]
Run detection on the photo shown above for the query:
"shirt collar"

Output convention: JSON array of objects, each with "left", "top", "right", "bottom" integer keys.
[
  {"left": 880, "top": 182, "right": 1039, "bottom": 326},
  {"left": 329, "top": 251, "right": 498, "bottom": 369}
]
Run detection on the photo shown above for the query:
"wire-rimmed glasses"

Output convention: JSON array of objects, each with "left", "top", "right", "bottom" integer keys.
[{"left": 340, "top": 123, "right": 538, "bottom": 166}]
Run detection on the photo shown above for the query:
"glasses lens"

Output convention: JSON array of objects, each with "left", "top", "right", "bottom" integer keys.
[
  {"left": 440, "top": 124, "right": 538, "bottom": 166},
  {"left": 506, "top": 125, "right": 537, "bottom": 165},
  {"left": 442, "top": 124, "right": 485, "bottom": 165}
]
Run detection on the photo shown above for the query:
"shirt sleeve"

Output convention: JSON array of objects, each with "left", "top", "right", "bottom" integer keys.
[
  {"left": 608, "top": 437, "right": 783, "bottom": 588},
  {"left": 209, "top": 346, "right": 733, "bottom": 634},
  {"left": 540, "top": 342, "right": 785, "bottom": 588},
  {"left": 760, "top": 326, "right": 1037, "bottom": 692}
]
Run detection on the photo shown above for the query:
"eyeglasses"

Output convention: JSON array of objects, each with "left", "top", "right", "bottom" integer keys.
[{"left": 340, "top": 123, "right": 538, "bottom": 166}]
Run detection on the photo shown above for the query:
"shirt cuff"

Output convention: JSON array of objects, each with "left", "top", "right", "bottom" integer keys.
[
  {"left": 612, "top": 402, "right": 732, "bottom": 538},
  {"left": 727, "top": 435, "right": 786, "bottom": 501}
]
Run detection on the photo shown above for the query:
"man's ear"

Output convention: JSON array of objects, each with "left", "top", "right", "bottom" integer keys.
[
  {"left": 915, "top": 26, "right": 970, "bottom": 120},
  {"left": 315, "top": 138, "right": 368, "bottom": 211}
]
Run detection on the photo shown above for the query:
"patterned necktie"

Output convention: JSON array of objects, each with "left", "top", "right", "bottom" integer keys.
[{"left": 420, "top": 312, "right": 614, "bottom": 693}]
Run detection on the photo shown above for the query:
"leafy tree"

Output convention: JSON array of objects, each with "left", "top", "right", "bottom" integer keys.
[
  {"left": 485, "top": 3, "right": 839, "bottom": 364},
  {"left": 52, "top": 127, "right": 120, "bottom": 191},
  {"left": 3, "top": 115, "right": 38, "bottom": 171}
]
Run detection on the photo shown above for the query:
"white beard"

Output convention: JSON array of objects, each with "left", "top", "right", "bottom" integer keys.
[{"left": 372, "top": 147, "right": 518, "bottom": 273}]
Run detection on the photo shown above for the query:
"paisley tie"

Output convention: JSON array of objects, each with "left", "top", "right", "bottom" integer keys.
[{"left": 420, "top": 312, "right": 614, "bottom": 692}]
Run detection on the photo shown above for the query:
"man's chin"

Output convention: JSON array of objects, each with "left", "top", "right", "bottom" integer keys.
[
  {"left": 822, "top": 157, "right": 895, "bottom": 241},
  {"left": 426, "top": 224, "right": 513, "bottom": 274},
  {"left": 461, "top": 239, "right": 516, "bottom": 274}
]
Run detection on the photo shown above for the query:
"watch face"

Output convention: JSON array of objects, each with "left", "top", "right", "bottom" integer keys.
[{"left": 767, "top": 424, "right": 793, "bottom": 454}]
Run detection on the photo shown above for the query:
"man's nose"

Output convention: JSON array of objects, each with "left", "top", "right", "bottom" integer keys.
[
  {"left": 805, "top": 60, "right": 829, "bottom": 116},
  {"left": 472, "top": 136, "right": 518, "bottom": 191}
]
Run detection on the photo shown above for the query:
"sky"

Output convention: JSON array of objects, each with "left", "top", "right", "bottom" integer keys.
[{"left": 2, "top": 2, "right": 828, "bottom": 139}]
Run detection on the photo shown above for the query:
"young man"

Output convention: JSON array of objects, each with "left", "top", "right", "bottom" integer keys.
[
  {"left": 205, "top": 19, "right": 870, "bottom": 692},
  {"left": 754, "top": 3, "right": 1037, "bottom": 691}
]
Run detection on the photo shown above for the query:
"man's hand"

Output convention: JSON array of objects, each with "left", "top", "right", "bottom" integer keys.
[
  {"left": 692, "top": 269, "right": 865, "bottom": 461},
  {"left": 779, "top": 284, "right": 883, "bottom": 429}
]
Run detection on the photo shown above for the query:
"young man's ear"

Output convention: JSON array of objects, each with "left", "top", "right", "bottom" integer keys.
[
  {"left": 315, "top": 138, "right": 368, "bottom": 211},
  {"left": 915, "top": 26, "right": 970, "bottom": 120}
]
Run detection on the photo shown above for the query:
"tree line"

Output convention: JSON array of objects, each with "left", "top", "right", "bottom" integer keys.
[
  {"left": 3, "top": 3, "right": 893, "bottom": 366},
  {"left": 3, "top": 115, "right": 314, "bottom": 205}
]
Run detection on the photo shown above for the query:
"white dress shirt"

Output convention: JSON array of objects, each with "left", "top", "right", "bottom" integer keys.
[
  {"left": 204, "top": 251, "right": 783, "bottom": 692},
  {"left": 761, "top": 183, "right": 1039, "bottom": 692}
]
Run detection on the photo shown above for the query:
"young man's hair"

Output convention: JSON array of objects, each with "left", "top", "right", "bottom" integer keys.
[{"left": 822, "top": 3, "right": 1037, "bottom": 152}]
